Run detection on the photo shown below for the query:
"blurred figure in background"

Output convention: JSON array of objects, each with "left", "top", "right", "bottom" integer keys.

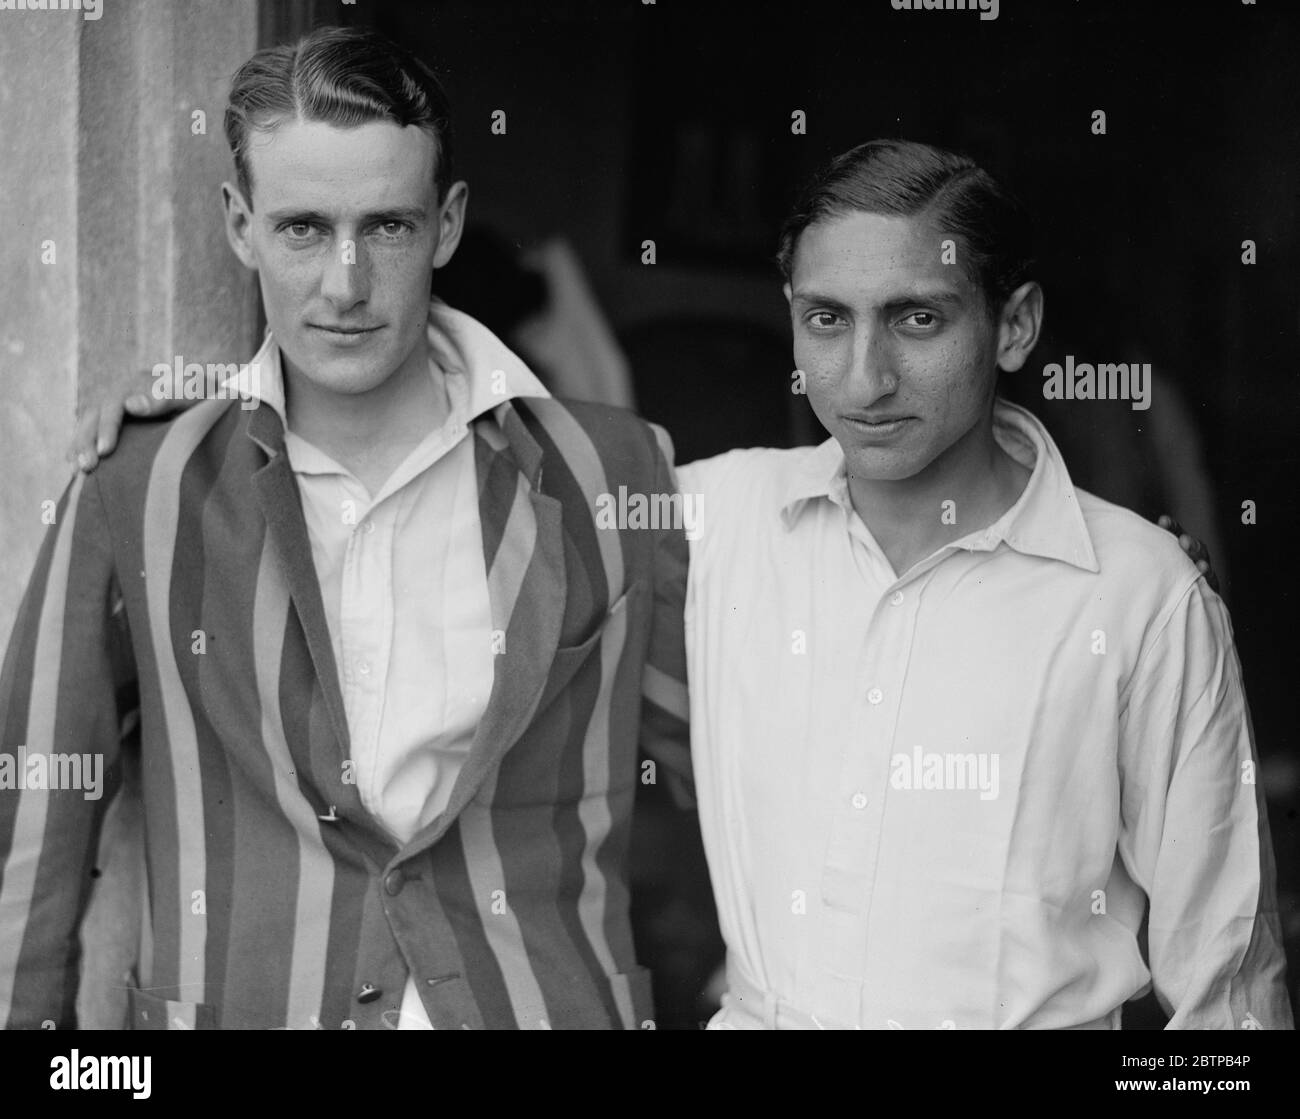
[{"left": 435, "top": 225, "right": 636, "bottom": 409}]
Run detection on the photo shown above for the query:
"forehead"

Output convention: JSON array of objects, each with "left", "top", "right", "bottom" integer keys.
[
  {"left": 245, "top": 117, "right": 438, "bottom": 212},
  {"left": 791, "top": 210, "right": 976, "bottom": 303}
]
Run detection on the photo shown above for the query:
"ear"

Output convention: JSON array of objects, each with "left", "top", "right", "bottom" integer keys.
[
  {"left": 782, "top": 281, "right": 793, "bottom": 308},
  {"left": 994, "top": 281, "right": 1043, "bottom": 373},
  {"left": 222, "top": 182, "right": 257, "bottom": 271},
  {"left": 432, "top": 180, "right": 469, "bottom": 270}
]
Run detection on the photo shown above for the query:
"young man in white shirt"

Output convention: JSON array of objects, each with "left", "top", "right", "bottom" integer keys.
[{"left": 678, "top": 139, "right": 1291, "bottom": 1030}]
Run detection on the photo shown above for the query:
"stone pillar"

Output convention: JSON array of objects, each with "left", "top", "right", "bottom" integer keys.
[{"left": 0, "top": 0, "right": 259, "bottom": 1028}]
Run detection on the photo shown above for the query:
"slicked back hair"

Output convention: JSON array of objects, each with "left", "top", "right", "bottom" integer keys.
[
  {"left": 777, "top": 139, "right": 1035, "bottom": 320},
  {"left": 224, "top": 25, "right": 455, "bottom": 209}
]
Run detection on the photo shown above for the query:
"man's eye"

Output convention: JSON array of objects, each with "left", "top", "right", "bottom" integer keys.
[
  {"left": 807, "top": 312, "right": 843, "bottom": 330},
  {"left": 282, "top": 221, "right": 319, "bottom": 239},
  {"left": 900, "top": 311, "right": 938, "bottom": 329},
  {"left": 374, "top": 221, "right": 411, "bottom": 238}
]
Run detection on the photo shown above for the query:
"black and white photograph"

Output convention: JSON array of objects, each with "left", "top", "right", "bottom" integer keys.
[{"left": 0, "top": 0, "right": 1296, "bottom": 1097}]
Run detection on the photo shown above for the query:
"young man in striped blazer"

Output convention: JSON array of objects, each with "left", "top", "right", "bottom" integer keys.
[{"left": 0, "top": 27, "right": 690, "bottom": 1030}]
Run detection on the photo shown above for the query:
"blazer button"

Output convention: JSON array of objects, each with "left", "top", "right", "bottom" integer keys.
[
  {"left": 357, "top": 983, "right": 381, "bottom": 1003},
  {"left": 384, "top": 870, "right": 404, "bottom": 896}
]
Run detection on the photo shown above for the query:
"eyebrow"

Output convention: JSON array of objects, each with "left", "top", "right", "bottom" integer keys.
[
  {"left": 792, "top": 288, "right": 966, "bottom": 312},
  {"left": 263, "top": 205, "right": 428, "bottom": 224}
]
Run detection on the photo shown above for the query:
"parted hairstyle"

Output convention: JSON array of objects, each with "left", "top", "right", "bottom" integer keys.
[
  {"left": 223, "top": 25, "right": 455, "bottom": 209},
  {"left": 776, "top": 139, "right": 1035, "bottom": 320}
]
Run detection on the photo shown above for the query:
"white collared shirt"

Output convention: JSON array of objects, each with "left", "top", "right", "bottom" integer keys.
[
  {"left": 231, "top": 302, "right": 550, "bottom": 1028},
  {"left": 677, "top": 398, "right": 1291, "bottom": 1030}
]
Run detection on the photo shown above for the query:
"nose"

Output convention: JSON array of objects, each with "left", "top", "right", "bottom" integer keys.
[
  {"left": 320, "top": 234, "right": 371, "bottom": 309},
  {"left": 845, "top": 323, "right": 899, "bottom": 404}
]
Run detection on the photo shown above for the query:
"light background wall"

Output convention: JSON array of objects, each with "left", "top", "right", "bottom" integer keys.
[{"left": 0, "top": 0, "right": 260, "bottom": 1028}]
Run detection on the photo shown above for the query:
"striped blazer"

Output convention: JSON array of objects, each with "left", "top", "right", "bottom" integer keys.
[{"left": 0, "top": 390, "right": 692, "bottom": 1029}]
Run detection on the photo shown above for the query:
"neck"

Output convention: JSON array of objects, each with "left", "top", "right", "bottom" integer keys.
[
  {"left": 846, "top": 413, "right": 1031, "bottom": 578},
  {"left": 281, "top": 335, "right": 449, "bottom": 491}
]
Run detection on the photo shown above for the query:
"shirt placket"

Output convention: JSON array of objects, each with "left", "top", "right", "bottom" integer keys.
[
  {"left": 813, "top": 561, "right": 924, "bottom": 1027},
  {"left": 339, "top": 482, "right": 394, "bottom": 814}
]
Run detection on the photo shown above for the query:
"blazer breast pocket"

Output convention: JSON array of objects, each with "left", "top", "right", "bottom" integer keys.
[{"left": 536, "top": 580, "right": 647, "bottom": 715}]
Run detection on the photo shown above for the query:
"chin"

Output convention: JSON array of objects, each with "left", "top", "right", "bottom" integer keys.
[
  {"left": 292, "top": 345, "right": 397, "bottom": 394},
  {"left": 841, "top": 446, "right": 929, "bottom": 483}
]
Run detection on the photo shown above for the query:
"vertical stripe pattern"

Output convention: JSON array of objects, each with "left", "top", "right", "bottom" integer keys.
[
  {"left": 252, "top": 537, "right": 336, "bottom": 1028},
  {"left": 0, "top": 391, "right": 691, "bottom": 1029},
  {"left": 140, "top": 403, "right": 228, "bottom": 1005},
  {"left": 0, "top": 475, "right": 83, "bottom": 1022}
]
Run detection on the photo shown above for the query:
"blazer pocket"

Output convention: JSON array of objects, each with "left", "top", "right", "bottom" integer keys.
[
  {"left": 128, "top": 986, "right": 217, "bottom": 1030},
  {"left": 538, "top": 580, "right": 647, "bottom": 712}
]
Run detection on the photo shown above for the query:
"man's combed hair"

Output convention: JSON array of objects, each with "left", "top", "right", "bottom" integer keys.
[
  {"left": 776, "top": 139, "right": 1035, "bottom": 319},
  {"left": 224, "top": 26, "right": 455, "bottom": 208}
]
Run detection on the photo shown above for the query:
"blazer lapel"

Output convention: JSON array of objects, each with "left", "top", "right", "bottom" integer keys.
[
  {"left": 400, "top": 399, "right": 567, "bottom": 860},
  {"left": 246, "top": 403, "right": 354, "bottom": 781}
]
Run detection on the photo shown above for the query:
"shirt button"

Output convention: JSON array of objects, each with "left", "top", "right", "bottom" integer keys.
[
  {"left": 362, "top": 519, "right": 376, "bottom": 535},
  {"left": 357, "top": 983, "right": 382, "bottom": 1003},
  {"left": 358, "top": 659, "right": 371, "bottom": 676},
  {"left": 868, "top": 687, "right": 883, "bottom": 704},
  {"left": 384, "top": 870, "right": 405, "bottom": 896},
  {"left": 851, "top": 792, "right": 868, "bottom": 810},
  {"left": 890, "top": 590, "right": 905, "bottom": 606}
]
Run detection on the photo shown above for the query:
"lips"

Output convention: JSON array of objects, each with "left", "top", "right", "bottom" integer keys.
[
  {"left": 310, "top": 324, "right": 382, "bottom": 334},
  {"left": 840, "top": 414, "right": 915, "bottom": 440},
  {"left": 842, "top": 414, "right": 913, "bottom": 425}
]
